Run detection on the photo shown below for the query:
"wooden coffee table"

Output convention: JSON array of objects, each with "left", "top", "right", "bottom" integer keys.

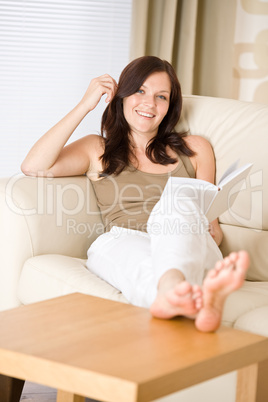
[{"left": 0, "top": 293, "right": 267, "bottom": 402}]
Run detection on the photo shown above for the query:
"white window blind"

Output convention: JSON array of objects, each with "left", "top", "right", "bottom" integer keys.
[{"left": 0, "top": 0, "right": 132, "bottom": 176}]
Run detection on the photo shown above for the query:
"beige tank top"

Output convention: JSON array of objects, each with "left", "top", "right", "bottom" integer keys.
[{"left": 90, "top": 154, "right": 195, "bottom": 232}]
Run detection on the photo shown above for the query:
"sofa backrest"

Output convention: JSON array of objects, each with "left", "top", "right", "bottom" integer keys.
[{"left": 177, "top": 95, "right": 268, "bottom": 281}]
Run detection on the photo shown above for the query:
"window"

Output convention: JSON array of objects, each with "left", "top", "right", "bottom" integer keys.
[{"left": 0, "top": 0, "right": 132, "bottom": 176}]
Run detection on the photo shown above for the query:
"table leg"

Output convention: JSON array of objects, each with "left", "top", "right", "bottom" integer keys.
[
  {"left": 57, "top": 390, "right": 85, "bottom": 402},
  {"left": 256, "top": 358, "right": 268, "bottom": 402},
  {"left": 0, "top": 374, "right": 25, "bottom": 402},
  {"left": 236, "top": 363, "right": 258, "bottom": 402}
]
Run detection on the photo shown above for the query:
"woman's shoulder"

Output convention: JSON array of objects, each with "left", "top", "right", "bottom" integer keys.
[
  {"left": 184, "top": 135, "right": 215, "bottom": 174},
  {"left": 80, "top": 133, "right": 104, "bottom": 146},
  {"left": 76, "top": 134, "right": 104, "bottom": 155},
  {"left": 184, "top": 134, "right": 212, "bottom": 153}
]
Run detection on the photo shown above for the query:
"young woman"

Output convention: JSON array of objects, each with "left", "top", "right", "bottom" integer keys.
[{"left": 21, "top": 56, "right": 249, "bottom": 332}]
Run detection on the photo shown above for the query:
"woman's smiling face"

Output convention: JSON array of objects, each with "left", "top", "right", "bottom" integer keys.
[{"left": 122, "top": 71, "right": 171, "bottom": 139}]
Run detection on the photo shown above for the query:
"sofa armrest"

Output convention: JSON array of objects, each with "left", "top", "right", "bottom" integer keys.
[{"left": 0, "top": 175, "right": 102, "bottom": 310}]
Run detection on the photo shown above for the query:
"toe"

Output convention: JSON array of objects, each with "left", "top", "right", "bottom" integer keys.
[{"left": 175, "top": 281, "right": 192, "bottom": 296}]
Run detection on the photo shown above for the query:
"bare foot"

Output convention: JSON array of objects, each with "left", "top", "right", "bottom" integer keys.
[
  {"left": 150, "top": 279, "right": 203, "bottom": 319},
  {"left": 195, "top": 251, "right": 250, "bottom": 333}
]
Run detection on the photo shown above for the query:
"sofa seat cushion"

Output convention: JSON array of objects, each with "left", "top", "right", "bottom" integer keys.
[
  {"left": 18, "top": 254, "right": 128, "bottom": 305},
  {"left": 222, "top": 281, "right": 268, "bottom": 333},
  {"left": 234, "top": 306, "right": 268, "bottom": 337},
  {"left": 19, "top": 255, "right": 268, "bottom": 334}
]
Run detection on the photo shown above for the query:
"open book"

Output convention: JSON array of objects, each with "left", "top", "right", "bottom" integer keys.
[{"left": 166, "top": 161, "right": 253, "bottom": 222}]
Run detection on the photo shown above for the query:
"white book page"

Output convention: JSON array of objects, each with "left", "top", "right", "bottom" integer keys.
[
  {"left": 218, "top": 160, "right": 239, "bottom": 185},
  {"left": 167, "top": 161, "right": 253, "bottom": 222},
  {"left": 218, "top": 162, "right": 253, "bottom": 187}
]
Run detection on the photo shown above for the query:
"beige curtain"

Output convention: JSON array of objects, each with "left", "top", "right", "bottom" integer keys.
[
  {"left": 130, "top": 0, "right": 268, "bottom": 103},
  {"left": 130, "top": 0, "right": 199, "bottom": 95}
]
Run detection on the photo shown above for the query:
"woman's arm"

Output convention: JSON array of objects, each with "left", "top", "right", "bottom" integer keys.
[
  {"left": 208, "top": 219, "right": 223, "bottom": 247},
  {"left": 21, "top": 74, "right": 117, "bottom": 177},
  {"left": 186, "top": 135, "right": 223, "bottom": 246}
]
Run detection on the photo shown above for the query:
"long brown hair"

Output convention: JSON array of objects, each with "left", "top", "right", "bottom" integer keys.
[{"left": 100, "top": 56, "right": 194, "bottom": 175}]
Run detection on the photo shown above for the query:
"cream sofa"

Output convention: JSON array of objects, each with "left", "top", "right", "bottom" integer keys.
[{"left": 0, "top": 95, "right": 267, "bottom": 401}]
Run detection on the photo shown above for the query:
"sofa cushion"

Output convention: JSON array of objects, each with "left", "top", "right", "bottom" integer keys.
[
  {"left": 18, "top": 255, "right": 268, "bottom": 335},
  {"left": 178, "top": 96, "right": 268, "bottom": 228},
  {"left": 18, "top": 254, "right": 128, "bottom": 305},
  {"left": 233, "top": 306, "right": 268, "bottom": 337},
  {"left": 220, "top": 224, "right": 268, "bottom": 281},
  {"left": 222, "top": 281, "right": 268, "bottom": 333}
]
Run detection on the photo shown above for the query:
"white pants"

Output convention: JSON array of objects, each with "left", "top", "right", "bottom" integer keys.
[{"left": 86, "top": 178, "right": 223, "bottom": 308}]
